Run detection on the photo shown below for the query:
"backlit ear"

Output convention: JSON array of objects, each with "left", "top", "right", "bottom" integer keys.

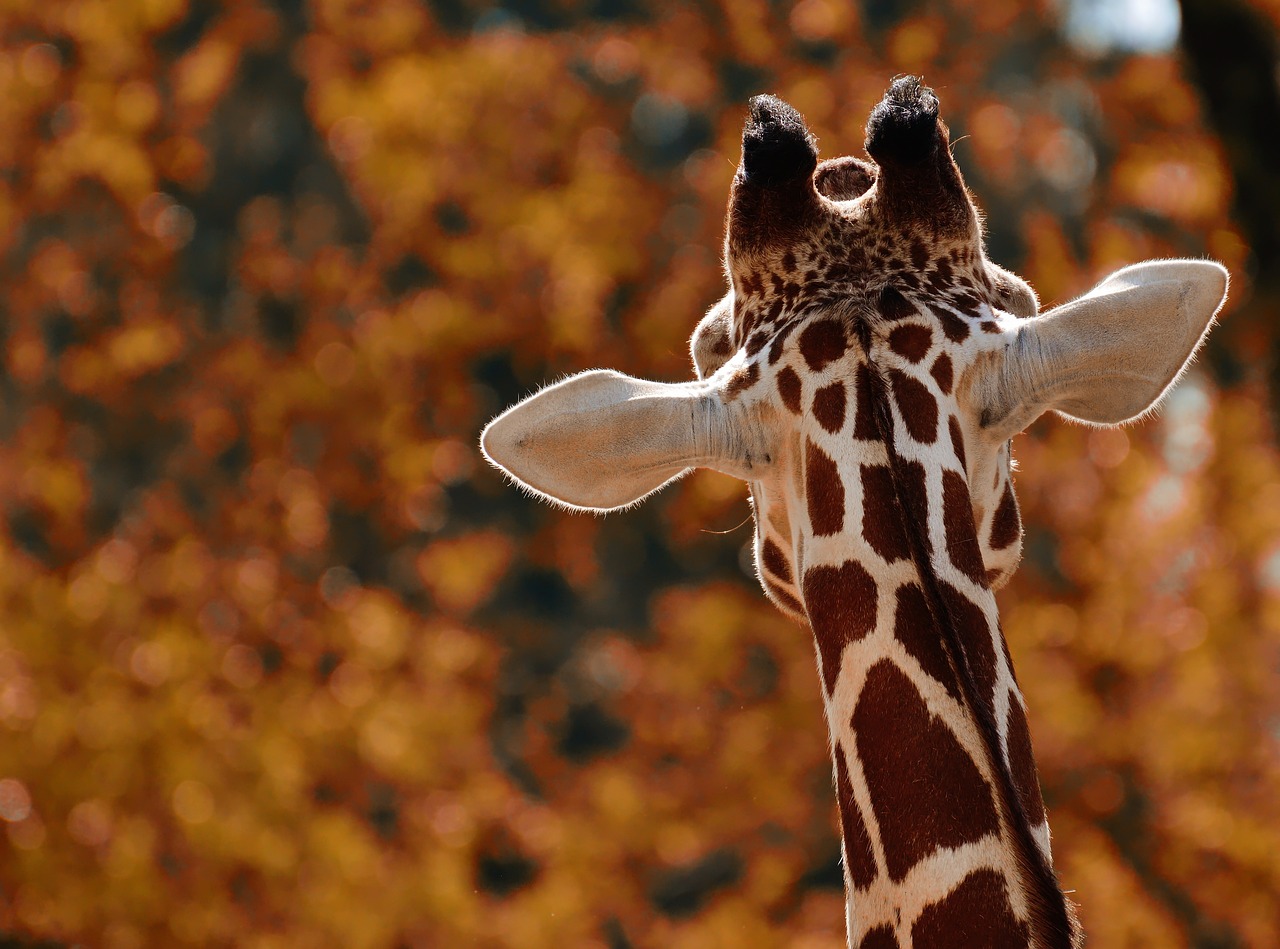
[
  {"left": 979, "top": 259, "right": 1228, "bottom": 439},
  {"left": 481, "top": 369, "right": 770, "bottom": 513}
]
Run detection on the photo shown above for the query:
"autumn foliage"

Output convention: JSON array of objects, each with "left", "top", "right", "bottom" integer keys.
[{"left": 0, "top": 0, "right": 1276, "bottom": 946}]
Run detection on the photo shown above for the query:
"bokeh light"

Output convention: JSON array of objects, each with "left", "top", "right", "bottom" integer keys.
[{"left": 0, "top": 1, "right": 1275, "bottom": 947}]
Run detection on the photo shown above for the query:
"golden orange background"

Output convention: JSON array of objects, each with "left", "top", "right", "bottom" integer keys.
[{"left": 0, "top": 1, "right": 1275, "bottom": 946}]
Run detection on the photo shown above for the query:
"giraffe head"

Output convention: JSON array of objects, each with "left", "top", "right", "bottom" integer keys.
[
  {"left": 484, "top": 77, "right": 1226, "bottom": 624},
  {"left": 482, "top": 77, "right": 1226, "bottom": 943}
]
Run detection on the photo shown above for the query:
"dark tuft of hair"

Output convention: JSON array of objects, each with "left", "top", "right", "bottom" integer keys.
[
  {"left": 741, "top": 94, "right": 819, "bottom": 186},
  {"left": 865, "top": 75, "right": 940, "bottom": 166}
]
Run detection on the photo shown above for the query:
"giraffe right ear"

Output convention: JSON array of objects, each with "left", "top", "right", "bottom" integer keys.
[
  {"left": 977, "top": 259, "right": 1228, "bottom": 438},
  {"left": 481, "top": 369, "right": 770, "bottom": 513}
]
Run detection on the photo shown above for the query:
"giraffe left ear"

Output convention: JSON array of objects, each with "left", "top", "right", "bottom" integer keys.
[
  {"left": 977, "top": 259, "right": 1228, "bottom": 438},
  {"left": 481, "top": 369, "right": 770, "bottom": 513}
]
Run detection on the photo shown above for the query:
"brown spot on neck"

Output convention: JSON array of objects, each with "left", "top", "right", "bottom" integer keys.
[
  {"left": 888, "top": 323, "right": 933, "bottom": 362},
  {"left": 894, "top": 458, "right": 932, "bottom": 555},
  {"left": 853, "top": 660, "right": 1001, "bottom": 882},
  {"left": 1006, "top": 697, "right": 1048, "bottom": 827},
  {"left": 938, "top": 580, "right": 997, "bottom": 705},
  {"left": 861, "top": 465, "right": 910, "bottom": 563},
  {"left": 988, "top": 481, "right": 1021, "bottom": 551},
  {"left": 813, "top": 380, "right": 847, "bottom": 433},
  {"left": 853, "top": 363, "right": 878, "bottom": 440},
  {"left": 799, "top": 318, "right": 848, "bottom": 371},
  {"left": 858, "top": 926, "right": 900, "bottom": 949},
  {"left": 777, "top": 365, "right": 802, "bottom": 414},
  {"left": 930, "top": 353, "right": 953, "bottom": 394},
  {"left": 942, "top": 469, "right": 986, "bottom": 584},
  {"left": 761, "top": 537, "right": 792, "bottom": 584},
  {"left": 890, "top": 369, "right": 938, "bottom": 444},
  {"left": 836, "top": 748, "right": 878, "bottom": 890},
  {"left": 803, "top": 559, "right": 877, "bottom": 694},
  {"left": 764, "top": 577, "right": 804, "bottom": 616},
  {"left": 937, "top": 308, "right": 970, "bottom": 342},
  {"left": 947, "top": 416, "right": 967, "bottom": 472},
  {"left": 894, "top": 582, "right": 960, "bottom": 700},
  {"left": 804, "top": 439, "right": 844, "bottom": 536},
  {"left": 912, "top": 869, "right": 1029, "bottom": 948}
]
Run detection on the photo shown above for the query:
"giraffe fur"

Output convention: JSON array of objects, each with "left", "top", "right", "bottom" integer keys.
[{"left": 482, "top": 76, "right": 1227, "bottom": 948}]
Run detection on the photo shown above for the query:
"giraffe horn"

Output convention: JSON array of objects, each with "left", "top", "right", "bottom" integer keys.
[
  {"left": 863, "top": 75, "right": 972, "bottom": 232},
  {"left": 728, "top": 96, "right": 825, "bottom": 258},
  {"left": 864, "top": 75, "right": 941, "bottom": 167},
  {"left": 740, "top": 94, "right": 818, "bottom": 186}
]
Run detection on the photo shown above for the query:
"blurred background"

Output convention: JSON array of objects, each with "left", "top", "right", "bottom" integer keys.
[{"left": 0, "top": 0, "right": 1277, "bottom": 946}]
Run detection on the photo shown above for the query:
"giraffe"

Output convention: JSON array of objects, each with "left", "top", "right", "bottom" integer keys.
[{"left": 481, "top": 77, "right": 1227, "bottom": 948}]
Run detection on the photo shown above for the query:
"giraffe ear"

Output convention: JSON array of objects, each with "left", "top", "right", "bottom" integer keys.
[
  {"left": 481, "top": 369, "right": 769, "bottom": 513},
  {"left": 979, "top": 259, "right": 1228, "bottom": 438}
]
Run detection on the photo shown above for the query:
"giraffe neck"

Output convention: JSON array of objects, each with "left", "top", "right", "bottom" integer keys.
[{"left": 808, "top": 327, "right": 1078, "bottom": 948}]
